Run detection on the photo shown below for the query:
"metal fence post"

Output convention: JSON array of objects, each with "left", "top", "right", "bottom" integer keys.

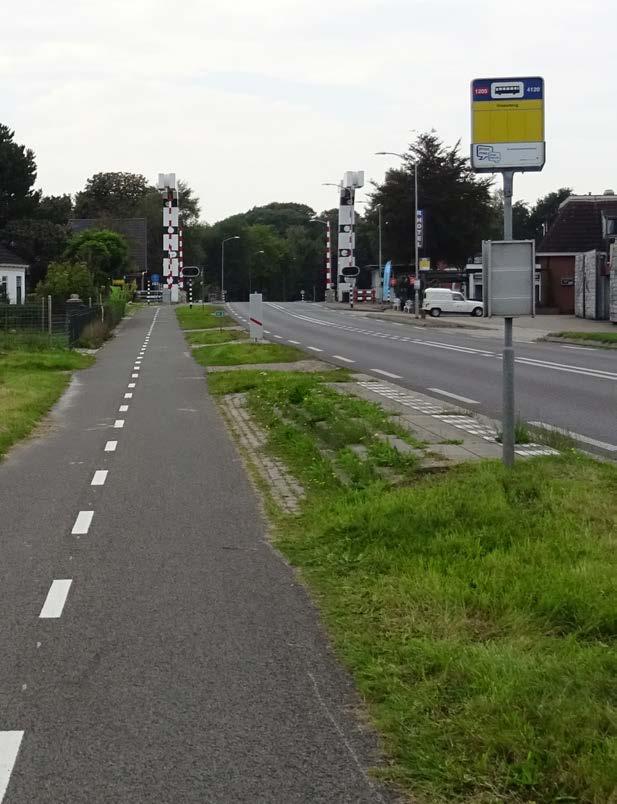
[{"left": 47, "top": 296, "right": 52, "bottom": 337}]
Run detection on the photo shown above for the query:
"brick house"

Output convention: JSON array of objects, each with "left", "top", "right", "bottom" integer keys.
[{"left": 537, "top": 192, "right": 617, "bottom": 314}]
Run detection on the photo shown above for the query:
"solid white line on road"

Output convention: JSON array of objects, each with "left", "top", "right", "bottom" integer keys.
[
  {"left": 119, "top": 405, "right": 129, "bottom": 412},
  {"left": 332, "top": 355, "right": 355, "bottom": 363},
  {"left": 515, "top": 356, "right": 617, "bottom": 381},
  {"left": 114, "top": 419, "right": 125, "bottom": 428},
  {"left": 0, "top": 731, "right": 24, "bottom": 800},
  {"left": 124, "top": 393, "right": 133, "bottom": 399},
  {"left": 371, "top": 369, "right": 403, "bottom": 379},
  {"left": 128, "top": 383, "right": 136, "bottom": 388},
  {"left": 288, "top": 340, "right": 300, "bottom": 344},
  {"left": 428, "top": 388, "right": 479, "bottom": 404},
  {"left": 559, "top": 345, "right": 596, "bottom": 351},
  {"left": 39, "top": 579, "right": 72, "bottom": 618},
  {"left": 104, "top": 441, "right": 117, "bottom": 452},
  {"left": 528, "top": 421, "right": 617, "bottom": 452},
  {"left": 307, "top": 346, "right": 323, "bottom": 352},
  {"left": 91, "top": 470, "right": 108, "bottom": 486},
  {"left": 71, "top": 510, "right": 93, "bottom": 535}
]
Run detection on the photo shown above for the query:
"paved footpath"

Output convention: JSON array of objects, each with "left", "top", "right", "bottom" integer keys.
[{"left": 0, "top": 307, "right": 389, "bottom": 803}]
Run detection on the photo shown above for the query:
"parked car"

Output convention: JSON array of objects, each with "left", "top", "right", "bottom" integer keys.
[{"left": 422, "top": 289, "right": 483, "bottom": 317}]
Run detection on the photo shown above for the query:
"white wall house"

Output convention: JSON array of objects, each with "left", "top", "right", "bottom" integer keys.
[{"left": 0, "top": 246, "right": 28, "bottom": 304}]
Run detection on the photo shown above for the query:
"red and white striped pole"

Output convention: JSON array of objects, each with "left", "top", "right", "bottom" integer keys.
[{"left": 325, "top": 219, "right": 332, "bottom": 290}]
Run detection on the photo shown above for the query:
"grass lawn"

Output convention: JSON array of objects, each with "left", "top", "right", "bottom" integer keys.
[
  {"left": 192, "top": 341, "right": 307, "bottom": 367},
  {"left": 551, "top": 330, "right": 617, "bottom": 345},
  {"left": 212, "top": 367, "right": 617, "bottom": 802},
  {"left": 0, "top": 336, "right": 94, "bottom": 458},
  {"left": 175, "top": 305, "right": 234, "bottom": 330},
  {"left": 185, "top": 329, "right": 248, "bottom": 346}
]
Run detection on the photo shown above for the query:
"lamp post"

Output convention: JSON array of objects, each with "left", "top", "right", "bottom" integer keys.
[
  {"left": 221, "top": 235, "right": 240, "bottom": 302},
  {"left": 376, "top": 152, "right": 419, "bottom": 317},
  {"left": 250, "top": 250, "right": 265, "bottom": 296}
]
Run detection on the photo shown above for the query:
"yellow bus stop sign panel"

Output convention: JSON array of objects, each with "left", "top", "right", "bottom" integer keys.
[{"left": 471, "top": 77, "right": 545, "bottom": 172}]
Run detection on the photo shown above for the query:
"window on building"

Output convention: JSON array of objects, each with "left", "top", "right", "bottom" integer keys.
[
  {"left": 602, "top": 215, "right": 617, "bottom": 236},
  {"left": 16, "top": 274, "right": 22, "bottom": 304},
  {"left": 0, "top": 276, "right": 7, "bottom": 302}
]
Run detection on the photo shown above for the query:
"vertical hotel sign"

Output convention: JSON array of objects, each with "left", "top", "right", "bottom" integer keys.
[{"left": 471, "top": 77, "right": 545, "bottom": 171}]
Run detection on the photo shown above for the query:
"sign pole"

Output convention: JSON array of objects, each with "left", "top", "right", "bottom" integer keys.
[
  {"left": 414, "top": 165, "right": 420, "bottom": 318},
  {"left": 502, "top": 169, "right": 515, "bottom": 467}
]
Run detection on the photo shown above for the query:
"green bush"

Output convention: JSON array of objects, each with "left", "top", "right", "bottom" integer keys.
[{"left": 36, "top": 261, "right": 96, "bottom": 304}]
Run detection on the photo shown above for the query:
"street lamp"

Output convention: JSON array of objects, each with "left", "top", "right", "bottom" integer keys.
[
  {"left": 221, "top": 235, "right": 240, "bottom": 302},
  {"left": 250, "top": 250, "right": 265, "bottom": 295},
  {"left": 376, "top": 151, "right": 419, "bottom": 317}
]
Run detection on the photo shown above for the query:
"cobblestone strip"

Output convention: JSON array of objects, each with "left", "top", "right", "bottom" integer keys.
[{"left": 222, "top": 394, "right": 305, "bottom": 514}]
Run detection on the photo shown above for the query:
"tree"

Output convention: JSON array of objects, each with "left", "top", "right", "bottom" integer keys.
[
  {"left": 0, "top": 219, "right": 69, "bottom": 287},
  {"left": 178, "top": 181, "right": 201, "bottom": 226},
  {"left": 36, "top": 261, "right": 96, "bottom": 304},
  {"left": 530, "top": 188, "right": 572, "bottom": 243},
  {"left": 0, "top": 124, "right": 39, "bottom": 227},
  {"left": 35, "top": 194, "right": 72, "bottom": 225},
  {"left": 63, "top": 229, "right": 131, "bottom": 285},
  {"left": 367, "top": 131, "right": 494, "bottom": 267},
  {"left": 74, "top": 172, "right": 149, "bottom": 218},
  {"left": 487, "top": 191, "right": 535, "bottom": 241}
]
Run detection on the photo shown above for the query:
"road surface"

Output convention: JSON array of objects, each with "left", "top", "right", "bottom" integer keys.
[
  {"left": 230, "top": 301, "right": 617, "bottom": 451},
  {"left": 0, "top": 306, "right": 389, "bottom": 803}
]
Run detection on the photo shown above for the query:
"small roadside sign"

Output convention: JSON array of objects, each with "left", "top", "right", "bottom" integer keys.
[
  {"left": 249, "top": 292, "right": 264, "bottom": 342},
  {"left": 419, "top": 258, "right": 431, "bottom": 271},
  {"left": 213, "top": 310, "right": 225, "bottom": 317}
]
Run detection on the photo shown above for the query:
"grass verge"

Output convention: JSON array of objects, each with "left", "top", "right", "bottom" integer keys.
[
  {"left": 176, "top": 304, "right": 234, "bottom": 330},
  {"left": 185, "top": 329, "right": 248, "bottom": 346},
  {"left": 211, "top": 367, "right": 617, "bottom": 802},
  {"left": 0, "top": 336, "right": 94, "bottom": 458},
  {"left": 193, "top": 342, "right": 308, "bottom": 367},
  {"left": 550, "top": 330, "right": 617, "bottom": 346}
]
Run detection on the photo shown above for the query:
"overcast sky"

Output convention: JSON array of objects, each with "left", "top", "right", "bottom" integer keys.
[{"left": 3, "top": 0, "right": 615, "bottom": 222}]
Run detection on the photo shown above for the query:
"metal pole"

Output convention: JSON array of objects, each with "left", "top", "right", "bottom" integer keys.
[
  {"left": 41, "top": 296, "right": 45, "bottom": 332},
  {"left": 189, "top": 278, "right": 193, "bottom": 309},
  {"left": 221, "top": 241, "right": 225, "bottom": 302},
  {"left": 47, "top": 295, "right": 52, "bottom": 336},
  {"left": 502, "top": 170, "right": 515, "bottom": 467},
  {"left": 378, "top": 204, "right": 382, "bottom": 294},
  {"left": 413, "top": 164, "right": 420, "bottom": 318}
]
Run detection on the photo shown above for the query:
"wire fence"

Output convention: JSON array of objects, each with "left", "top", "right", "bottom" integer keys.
[{"left": 0, "top": 299, "right": 125, "bottom": 347}]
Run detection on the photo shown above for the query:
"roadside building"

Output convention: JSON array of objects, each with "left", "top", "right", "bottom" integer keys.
[
  {"left": 537, "top": 191, "right": 617, "bottom": 316},
  {"left": 0, "top": 244, "right": 28, "bottom": 304}
]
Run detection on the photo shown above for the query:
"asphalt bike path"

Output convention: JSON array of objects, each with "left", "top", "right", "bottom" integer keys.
[
  {"left": 0, "top": 306, "right": 388, "bottom": 803},
  {"left": 231, "top": 301, "right": 617, "bottom": 449}
]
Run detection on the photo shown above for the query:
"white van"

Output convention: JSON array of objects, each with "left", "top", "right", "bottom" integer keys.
[{"left": 422, "top": 289, "right": 484, "bottom": 318}]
